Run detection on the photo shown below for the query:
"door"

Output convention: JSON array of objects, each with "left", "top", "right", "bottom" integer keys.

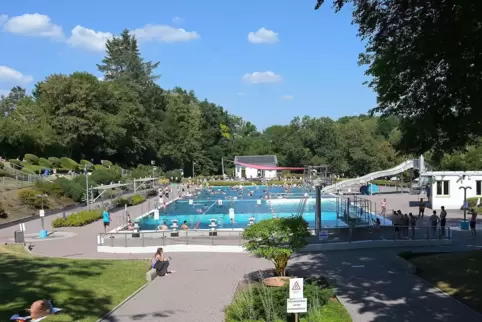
[{"left": 241, "top": 169, "right": 246, "bottom": 178}]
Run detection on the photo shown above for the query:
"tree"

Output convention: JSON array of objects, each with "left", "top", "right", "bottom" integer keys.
[
  {"left": 242, "top": 216, "right": 311, "bottom": 276},
  {"left": 316, "top": 1, "right": 482, "bottom": 155}
]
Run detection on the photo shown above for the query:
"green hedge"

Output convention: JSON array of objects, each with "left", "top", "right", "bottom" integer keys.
[
  {"left": 0, "top": 202, "right": 7, "bottom": 219},
  {"left": 52, "top": 210, "right": 102, "bottom": 227},
  {"left": 115, "top": 194, "right": 146, "bottom": 207},
  {"left": 8, "top": 159, "right": 22, "bottom": 167},
  {"left": 467, "top": 197, "right": 482, "bottom": 212},
  {"left": 24, "top": 153, "right": 39, "bottom": 165},
  {"left": 38, "top": 157, "right": 52, "bottom": 168},
  {"left": 48, "top": 157, "right": 61, "bottom": 168},
  {"left": 60, "top": 157, "right": 79, "bottom": 170},
  {"left": 0, "top": 162, "right": 4, "bottom": 170},
  {"left": 17, "top": 188, "right": 50, "bottom": 209}
]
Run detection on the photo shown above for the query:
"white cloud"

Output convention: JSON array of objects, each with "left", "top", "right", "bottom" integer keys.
[
  {"left": 0, "top": 14, "right": 8, "bottom": 26},
  {"left": 133, "top": 24, "right": 199, "bottom": 43},
  {"left": 67, "top": 25, "right": 113, "bottom": 52},
  {"left": 281, "top": 95, "right": 294, "bottom": 101},
  {"left": 172, "top": 16, "right": 184, "bottom": 25},
  {"left": 242, "top": 71, "right": 282, "bottom": 84},
  {"left": 2, "top": 13, "right": 64, "bottom": 39},
  {"left": 0, "top": 66, "right": 33, "bottom": 84},
  {"left": 248, "top": 27, "right": 279, "bottom": 44}
]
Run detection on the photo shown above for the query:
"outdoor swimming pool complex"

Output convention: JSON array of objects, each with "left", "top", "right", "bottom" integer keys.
[{"left": 138, "top": 185, "right": 389, "bottom": 230}]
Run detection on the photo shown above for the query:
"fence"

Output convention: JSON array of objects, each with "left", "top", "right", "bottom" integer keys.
[
  {"left": 98, "top": 229, "right": 244, "bottom": 247},
  {"left": 98, "top": 225, "right": 450, "bottom": 249}
]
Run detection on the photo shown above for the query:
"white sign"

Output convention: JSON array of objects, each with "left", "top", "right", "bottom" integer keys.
[
  {"left": 318, "top": 230, "right": 329, "bottom": 240},
  {"left": 289, "top": 278, "right": 304, "bottom": 299},
  {"left": 39, "top": 210, "right": 45, "bottom": 217},
  {"left": 189, "top": 199, "right": 193, "bottom": 205},
  {"left": 257, "top": 199, "right": 261, "bottom": 205},
  {"left": 287, "top": 298, "right": 307, "bottom": 313},
  {"left": 217, "top": 199, "right": 222, "bottom": 205}
]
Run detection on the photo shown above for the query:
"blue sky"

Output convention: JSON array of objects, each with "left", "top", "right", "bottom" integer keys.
[{"left": 0, "top": 0, "right": 375, "bottom": 129}]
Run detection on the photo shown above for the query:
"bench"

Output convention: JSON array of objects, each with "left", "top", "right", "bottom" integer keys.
[{"left": 146, "top": 269, "right": 157, "bottom": 282}]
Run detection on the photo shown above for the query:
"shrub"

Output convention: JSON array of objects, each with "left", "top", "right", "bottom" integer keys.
[
  {"left": 34, "top": 181, "right": 62, "bottom": 197},
  {"left": 0, "top": 162, "right": 3, "bottom": 170},
  {"left": 467, "top": 197, "right": 482, "bottom": 213},
  {"left": 101, "top": 160, "right": 113, "bottom": 167},
  {"left": 79, "top": 159, "right": 93, "bottom": 167},
  {"left": 94, "top": 164, "right": 107, "bottom": 171},
  {"left": 38, "top": 157, "right": 52, "bottom": 168},
  {"left": 17, "top": 188, "right": 50, "bottom": 209},
  {"left": 115, "top": 197, "right": 130, "bottom": 207},
  {"left": 24, "top": 153, "right": 39, "bottom": 165},
  {"left": 54, "top": 177, "right": 84, "bottom": 202},
  {"left": 55, "top": 168, "right": 71, "bottom": 174},
  {"left": 8, "top": 159, "right": 22, "bottom": 167},
  {"left": 165, "top": 169, "right": 183, "bottom": 182},
  {"left": 90, "top": 168, "right": 121, "bottom": 185},
  {"left": 225, "top": 279, "right": 333, "bottom": 322},
  {"left": 60, "top": 157, "right": 79, "bottom": 170},
  {"left": 52, "top": 210, "right": 102, "bottom": 227},
  {"left": 243, "top": 216, "right": 311, "bottom": 276},
  {"left": 131, "top": 194, "right": 146, "bottom": 205},
  {"left": 48, "top": 157, "right": 61, "bottom": 168},
  {"left": 0, "top": 202, "right": 8, "bottom": 219}
]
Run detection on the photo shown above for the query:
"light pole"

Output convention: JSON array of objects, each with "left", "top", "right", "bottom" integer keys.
[
  {"left": 37, "top": 194, "right": 48, "bottom": 230},
  {"left": 192, "top": 161, "right": 195, "bottom": 178},
  {"left": 84, "top": 164, "right": 91, "bottom": 210},
  {"left": 459, "top": 186, "right": 471, "bottom": 229},
  {"left": 151, "top": 160, "right": 155, "bottom": 178}
]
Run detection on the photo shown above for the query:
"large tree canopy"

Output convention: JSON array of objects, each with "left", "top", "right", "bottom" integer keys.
[
  {"left": 316, "top": 0, "right": 482, "bottom": 155},
  {"left": 2, "top": 28, "right": 482, "bottom": 177}
]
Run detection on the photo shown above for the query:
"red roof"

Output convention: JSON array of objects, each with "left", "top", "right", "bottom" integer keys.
[{"left": 235, "top": 161, "right": 304, "bottom": 171}]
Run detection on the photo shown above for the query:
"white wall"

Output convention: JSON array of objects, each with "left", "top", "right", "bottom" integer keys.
[
  {"left": 235, "top": 166, "right": 278, "bottom": 179},
  {"left": 428, "top": 174, "right": 482, "bottom": 210}
]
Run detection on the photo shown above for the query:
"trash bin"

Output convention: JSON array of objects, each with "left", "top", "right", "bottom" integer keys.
[{"left": 14, "top": 230, "right": 25, "bottom": 243}]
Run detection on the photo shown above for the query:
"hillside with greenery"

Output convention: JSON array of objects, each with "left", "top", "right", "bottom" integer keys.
[{"left": 1, "top": 29, "right": 481, "bottom": 178}]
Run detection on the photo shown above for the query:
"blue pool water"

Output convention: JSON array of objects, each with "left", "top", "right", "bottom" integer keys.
[{"left": 138, "top": 185, "right": 389, "bottom": 230}]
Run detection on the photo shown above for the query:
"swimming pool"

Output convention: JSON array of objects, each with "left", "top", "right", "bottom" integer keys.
[{"left": 137, "top": 185, "right": 390, "bottom": 230}]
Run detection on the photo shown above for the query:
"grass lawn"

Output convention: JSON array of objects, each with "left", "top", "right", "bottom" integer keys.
[
  {"left": 0, "top": 245, "right": 149, "bottom": 321},
  {"left": 402, "top": 250, "right": 482, "bottom": 313}
]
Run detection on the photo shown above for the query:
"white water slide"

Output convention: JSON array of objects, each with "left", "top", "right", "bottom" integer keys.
[{"left": 322, "top": 159, "right": 416, "bottom": 193}]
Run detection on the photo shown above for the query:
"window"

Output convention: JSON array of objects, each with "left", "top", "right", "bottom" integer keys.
[
  {"left": 477, "top": 181, "right": 482, "bottom": 195},
  {"left": 436, "top": 180, "right": 449, "bottom": 196}
]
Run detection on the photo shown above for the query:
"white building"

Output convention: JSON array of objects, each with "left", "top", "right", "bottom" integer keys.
[
  {"left": 421, "top": 171, "right": 482, "bottom": 210},
  {"left": 234, "top": 155, "right": 278, "bottom": 179}
]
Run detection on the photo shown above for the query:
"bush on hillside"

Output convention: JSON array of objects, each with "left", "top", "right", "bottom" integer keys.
[
  {"left": 24, "top": 153, "right": 39, "bottom": 165},
  {"left": 115, "top": 194, "right": 146, "bottom": 207},
  {"left": 38, "top": 157, "right": 53, "bottom": 168},
  {"left": 94, "top": 164, "right": 107, "bottom": 171},
  {"left": 0, "top": 162, "right": 4, "bottom": 170},
  {"left": 8, "top": 159, "right": 22, "bottom": 167},
  {"left": 54, "top": 177, "right": 84, "bottom": 202},
  {"left": 51, "top": 210, "right": 102, "bottom": 227},
  {"left": 17, "top": 188, "right": 50, "bottom": 209},
  {"left": 79, "top": 159, "right": 93, "bottom": 167},
  {"left": 60, "top": 157, "right": 79, "bottom": 170},
  {"left": 225, "top": 279, "right": 333, "bottom": 322},
  {"left": 0, "top": 202, "right": 8, "bottom": 219},
  {"left": 48, "top": 157, "right": 61, "bottom": 168},
  {"left": 34, "top": 181, "right": 62, "bottom": 197},
  {"left": 165, "top": 170, "right": 183, "bottom": 182},
  {"left": 90, "top": 168, "right": 121, "bottom": 185},
  {"left": 101, "top": 160, "right": 113, "bottom": 167}
]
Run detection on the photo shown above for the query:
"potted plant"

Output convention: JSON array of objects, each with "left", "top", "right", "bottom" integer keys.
[{"left": 242, "top": 216, "right": 310, "bottom": 287}]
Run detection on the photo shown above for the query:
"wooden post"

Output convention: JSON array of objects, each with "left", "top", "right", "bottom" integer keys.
[{"left": 295, "top": 313, "right": 299, "bottom": 322}]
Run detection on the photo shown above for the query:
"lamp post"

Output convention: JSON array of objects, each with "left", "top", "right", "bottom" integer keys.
[
  {"left": 459, "top": 186, "right": 471, "bottom": 230},
  {"left": 37, "top": 194, "right": 48, "bottom": 230},
  {"left": 84, "top": 164, "right": 91, "bottom": 210},
  {"left": 192, "top": 161, "right": 196, "bottom": 178}
]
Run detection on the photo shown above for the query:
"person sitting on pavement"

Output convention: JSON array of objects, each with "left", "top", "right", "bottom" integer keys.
[
  {"left": 181, "top": 220, "right": 189, "bottom": 230},
  {"left": 151, "top": 247, "right": 174, "bottom": 276}
]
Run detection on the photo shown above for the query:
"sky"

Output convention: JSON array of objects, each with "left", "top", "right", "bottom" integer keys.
[{"left": 0, "top": 0, "right": 376, "bottom": 129}]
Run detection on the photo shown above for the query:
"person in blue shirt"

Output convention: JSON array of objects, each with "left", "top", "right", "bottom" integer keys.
[{"left": 102, "top": 208, "right": 111, "bottom": 233}]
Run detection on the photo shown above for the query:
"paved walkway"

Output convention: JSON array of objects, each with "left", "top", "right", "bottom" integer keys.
[{"left": 1, "top": 191, "right": 482, "bottom": 321}]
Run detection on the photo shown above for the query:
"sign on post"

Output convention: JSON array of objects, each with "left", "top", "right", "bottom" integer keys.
[
  {"left": 287, "top": 298, "right": 308, "bottom": 313},
  {"left": 318, "top": 230, "right": 329, "bottom": 240},
  {"left": 289, "top": 278, "right": 304, "bottom": 299},
  {"left": 39, "top": 210, "right": 45, "bottom": 217}
]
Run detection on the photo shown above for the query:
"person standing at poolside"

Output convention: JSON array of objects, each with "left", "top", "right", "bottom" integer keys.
[
  {"left": 102, "top": 208, "right": 111, "bottom": 233},
  {"left": 380, "top": 198, "right": 387, "bottom": 216},
  {"left": 440, "top": 206, "right": 447, "bottom": 236},
  {"left": 469, "top": 208, "right": 477, "bottom": 237}
]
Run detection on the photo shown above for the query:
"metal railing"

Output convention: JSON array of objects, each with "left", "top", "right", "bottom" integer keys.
[
  {"left": 98, "top": 229, "right": 244, "bottom": 247},
  {"left": 310, "top": 225, "right": 451, "bottom": 244},
  {"left": 98, "top": 225, "right": 450, "bottom": 248}
]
